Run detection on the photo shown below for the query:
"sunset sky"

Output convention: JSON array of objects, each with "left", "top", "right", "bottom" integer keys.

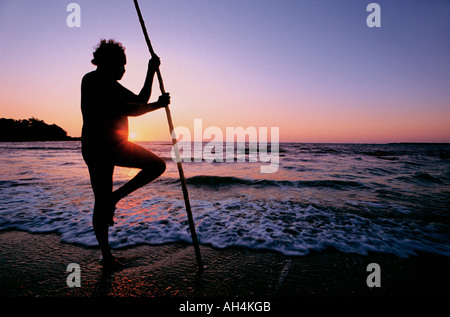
[{"left": 0, "top": 0, "right": 449, "bottom": 143}]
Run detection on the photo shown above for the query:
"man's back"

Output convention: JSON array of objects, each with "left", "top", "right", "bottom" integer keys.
[{"left": 81, "top": 70, "right": 129, "bottom": 147}]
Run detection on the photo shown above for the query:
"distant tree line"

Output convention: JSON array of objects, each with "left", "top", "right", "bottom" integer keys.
[{"left": 0, "top": 117, "right": 78, "bottom": 141}]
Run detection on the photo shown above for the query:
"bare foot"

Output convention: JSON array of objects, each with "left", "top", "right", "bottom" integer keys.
[{"left": 100, "top": 254, "right": 124, "bottom": 271}]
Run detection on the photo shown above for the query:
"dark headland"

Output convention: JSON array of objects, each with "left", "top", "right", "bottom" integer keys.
[{"left": 0, "top": 117, "right": 79, "bottom": 142}]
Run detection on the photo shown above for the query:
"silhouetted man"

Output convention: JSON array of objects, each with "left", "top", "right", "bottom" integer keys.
[{"left": 81, "top": 39, "right": 170, "bottom": 270}]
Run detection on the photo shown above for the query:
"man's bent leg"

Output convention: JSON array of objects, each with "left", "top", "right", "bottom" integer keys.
[{"left": 112, "top": 142, "right": 166, "bottom": 204}]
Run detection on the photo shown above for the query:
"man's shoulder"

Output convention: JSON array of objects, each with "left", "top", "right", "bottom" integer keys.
[
  {"left": 82, "top": 71, "right": 106, "bottom": 91},
  {"left": 82, "top": 70, "right": 97, "bottom": 82}
]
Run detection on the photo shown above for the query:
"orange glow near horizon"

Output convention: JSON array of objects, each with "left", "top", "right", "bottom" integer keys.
[{"left": 128, "top": 131, "right": 138, "bottom": 141}]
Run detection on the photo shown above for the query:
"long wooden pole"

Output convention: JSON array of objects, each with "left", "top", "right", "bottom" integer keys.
[{"left": 132, "top": 0, "right": 204, "bottom": 272}]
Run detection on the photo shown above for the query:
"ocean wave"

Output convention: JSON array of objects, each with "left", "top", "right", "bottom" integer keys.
[
  {"left": 0, "top": 178, "right": 41, "bottom": 188},
  {"left": 179, "top": 175, "right": 367, "bottom": 190},
  {"left": 414, "top": 172, "right": 444, "bottom": 184},
  {"left": 0, "top": 146, "right": 81, "bottom": 151},
  {"left": 1, "top": 194, "right": 449, "bottom": 258},
  {"left": 1, "top": 141, "right": 449, "bottom": 259},
  {"left": 395, "top": 172, "right": 445, "bottom": 185}
]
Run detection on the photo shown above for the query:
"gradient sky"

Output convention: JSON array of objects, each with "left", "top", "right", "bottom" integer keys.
[{"left": 0, "top": 0, "right": 449, "bottom": 142}]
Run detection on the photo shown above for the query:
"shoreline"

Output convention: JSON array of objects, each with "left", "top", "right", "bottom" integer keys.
[{"left": 1, "top": 230, "right": 449, "bottom": 298}]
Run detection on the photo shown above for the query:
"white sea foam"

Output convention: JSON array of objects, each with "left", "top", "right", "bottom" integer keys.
[
  {"left": 1, "top": 141, "right": 449, "bottom": 258},
  {"left": 4, "top": 190, "right": 447, "bottom": 258}
]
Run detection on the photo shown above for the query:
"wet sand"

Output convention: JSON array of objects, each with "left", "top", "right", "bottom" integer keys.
[{"left": 1, "top": 230, "right": 449, "bottom": 302}]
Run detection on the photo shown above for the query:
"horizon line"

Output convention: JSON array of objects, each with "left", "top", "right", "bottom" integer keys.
[{"left": 11, "top": 138, "right": 449, "bottom": 145}]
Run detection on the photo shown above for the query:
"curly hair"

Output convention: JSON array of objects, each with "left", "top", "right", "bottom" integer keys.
[{"left": 91, "top": 39, "right": 126, "bottom": 66}]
